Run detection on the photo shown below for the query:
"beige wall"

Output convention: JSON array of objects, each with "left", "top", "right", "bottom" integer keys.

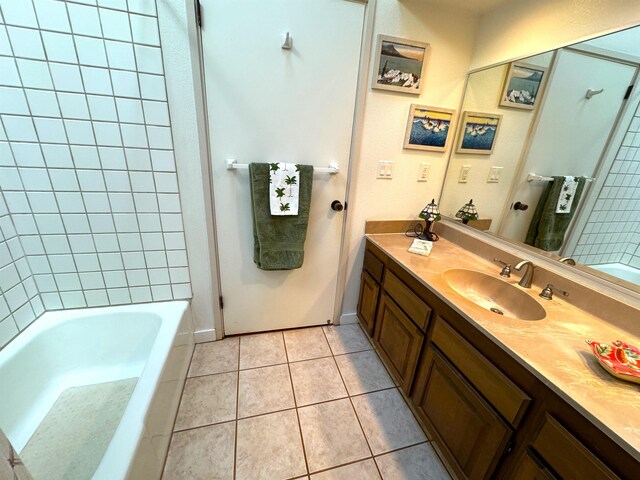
[
  {"left": 341, "top": 0, "right": 479, "bottom": 316},
  {"left": 469, "top": 0, "right": 640, "bottom": 70},
  {"left": 341, "top": 0, "right": 640, "bottom": 317}
]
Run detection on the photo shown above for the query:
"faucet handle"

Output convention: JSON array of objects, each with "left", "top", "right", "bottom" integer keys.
[
  {"left": 539, "top": 284, "right": 569, "bottom": 300},
  {"left": 493, "top": 258, "right": 511, "bottom": 277}
]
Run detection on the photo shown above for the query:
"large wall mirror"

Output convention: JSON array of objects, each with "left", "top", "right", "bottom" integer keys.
[{"left": 439, "top": 25, "right": 640, "bottom": 293}]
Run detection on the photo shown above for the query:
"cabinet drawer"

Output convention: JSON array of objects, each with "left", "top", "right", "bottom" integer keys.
[
  {"left": 417, "top": 348, "right": 512, "bottom": 480},
  {"left": 383, "top": 270, "right": 431, "bottom": 331},
  {"left": 431, "top": 318, "right": 530, "bottom": 427},
  {"left": 364, "top": 249, "right": 384, "bottom": 283},
  {"left": 374, "top": 294, "right": 424, "bottom": 393},
  {"left": 531, "top": 415, "right": 619, "bottom": 480}
]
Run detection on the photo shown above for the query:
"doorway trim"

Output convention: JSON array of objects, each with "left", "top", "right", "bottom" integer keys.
[
  {"left": 334, "top": 0, "right": 377, "bottom": 324},
  {"left": 158, "top": 0, "right": 224, "bottom": 341}
]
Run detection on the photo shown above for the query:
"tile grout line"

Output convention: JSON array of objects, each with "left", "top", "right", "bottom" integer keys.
[
  {"left": 169, "top": 381, "right": 401, "bottom": 435},
  {"left": 172, "top": 406, "right": 299, "bottom": 435},
  {"left": 162, "top": 326, "right": 448, "bottom": 478},
  {"left": 120, "top": 0, "right": 170, "bottom": 297},
  {"left": 357, "top": 323, "right": 401, "bottom": 388},
  {"left": 3, "top": 0, "right": 78, "bottom": 312},
  {"left": 352, "top": 322, "right": 453, "bottom": 477},
  {"left": 60, "top": 0, "right": 119, "bottom": 308},
  {"left": 1, "top": 0, "right": 183, "bottom": 308},
  {"left": 64, "top": 0, "right": 135, "bottom": 306},
  {"left": 283, "top": 330, "right": 311, "bottom": 479},
  {"left": 233, "top": 335, "right": 241, "bottom": 480},
  {"left": 0, "top": 107, "right": 175, "bottom": 128},
  {"left": 320, "top": 325, "right": 384, "bottom": 479}
]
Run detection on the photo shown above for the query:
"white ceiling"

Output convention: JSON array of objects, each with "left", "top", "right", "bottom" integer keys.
[{"left": 416, "top": 0, "right": 515, "bottom": 16}]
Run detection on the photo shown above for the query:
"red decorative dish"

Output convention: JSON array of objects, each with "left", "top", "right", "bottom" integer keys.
[{"left": 586, "top": 340, "right": 640, "bottom": 384}]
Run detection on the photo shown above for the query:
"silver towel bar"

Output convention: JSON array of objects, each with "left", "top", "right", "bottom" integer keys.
[
  {"left": 226, "top": 159, "right": 340, "bottom": 174},
  {"left": 527, "top": 173, "right": 595, "bottom": 183}
]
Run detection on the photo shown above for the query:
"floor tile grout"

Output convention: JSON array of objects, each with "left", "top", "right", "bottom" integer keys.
[
  {"left": 163, "top": 324, "right": 448, "bottom": 480},
  {"left": 282, "top": 330, "right": 311, "bottom": 478},
  {"left": 320, "top": 325, "right": 385, "bottom": 479},
  {"left": 171, "top": 382, "right": 403, "bottom": 435},
  {"left": 232, "top": 335, "right": 241, "bottom": 480},
  {"left": 186, "top": 347, "right": 378, "bottom": 379},
  {"left": 158, "top": 338, "right": 197, "bottom": 479},
  {"left": 306, "top": 455, "right": 376, "bottom": 477}
]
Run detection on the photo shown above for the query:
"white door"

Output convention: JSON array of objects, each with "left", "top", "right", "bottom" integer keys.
[
  {"left": 498, "top": 49, "right": 636, "bottom": 243},
  {"left": 201, "top": 0, "right": 365, "bottom": 334}
]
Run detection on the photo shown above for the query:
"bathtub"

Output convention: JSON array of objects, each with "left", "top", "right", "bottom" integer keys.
[
  {"left": 0, "top": 301, "right": 194, "bottom": 480},
  {"left": 589, "top": 262, "right": 640, "bottom": 285}
]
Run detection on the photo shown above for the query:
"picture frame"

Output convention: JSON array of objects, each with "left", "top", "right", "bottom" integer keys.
[
  {"left": 499, "top": 62, "right": 548, "bottom": 110},
  {"left": 403, "top": 104, "right": 456, "bottom": 152},
  {"left": 455, "top": 111, "right": 503, "bottom": 155},
  {"left": 371, "top": 35, "right": 429, "bottom": 95}
]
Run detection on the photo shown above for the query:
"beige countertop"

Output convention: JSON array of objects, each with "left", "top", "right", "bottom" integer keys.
[{"left": 366, "top": 233, "right": 640, "bottom": 461}]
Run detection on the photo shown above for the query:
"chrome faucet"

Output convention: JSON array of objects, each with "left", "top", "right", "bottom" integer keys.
[
  {"left": 539, "top": 284, "right": 569, "bottom": 300},
  {"left": 493, "top": 258, "right": 511, "bottom": 277},
  {"left": 514, "top": 260, "right": 535, "bottom": 288},
  {"left": 559, "top": 257, "right": 576, "bottom": 266}
]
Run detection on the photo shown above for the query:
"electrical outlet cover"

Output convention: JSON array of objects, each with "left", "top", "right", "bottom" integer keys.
[
  {"left": 459, "top": 165, "right": 471, "bottom": 183},
  {"left": 418, "top": 162, "right": 430, "bottom": 182}
]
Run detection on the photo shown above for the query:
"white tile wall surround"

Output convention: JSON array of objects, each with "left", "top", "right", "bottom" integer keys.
[
  {"left": 0, "top": 191, "right": 41, "bottom": 348},
  {"left": 0, "top": 0, "right": 191, "bottom": 349},
  {"left": 575, "top": 102, "right": 640, "bottom": 268}
]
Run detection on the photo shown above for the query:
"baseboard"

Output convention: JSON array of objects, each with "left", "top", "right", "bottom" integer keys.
[
  {"left": 339, "top": 313, "right": 358, "bottom": 324},
  {"left": 194, "top": 328, "right": 216, "bottom": 343}
]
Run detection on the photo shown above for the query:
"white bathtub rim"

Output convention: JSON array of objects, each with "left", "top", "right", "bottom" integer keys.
[
  {"left": 0, "top": 300, "right": 191, "bottom": 480},
  {"left": 589, "top": 262, "right": 640, "bottom": 284},
  {"left": 0, "top": 301, "right": 182, "bottom": 360},
  {"left": 93, "top": 300, "right": 190, "bottom": 480}
]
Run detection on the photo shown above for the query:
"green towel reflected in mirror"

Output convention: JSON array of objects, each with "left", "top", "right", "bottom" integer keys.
[{"left": 525, "top": 176, "right": 587, "bottom": 251}]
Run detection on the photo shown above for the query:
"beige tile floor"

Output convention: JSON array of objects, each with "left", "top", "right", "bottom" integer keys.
[{"left": 162, "top": 323, "right": 452, "bottom": 480}]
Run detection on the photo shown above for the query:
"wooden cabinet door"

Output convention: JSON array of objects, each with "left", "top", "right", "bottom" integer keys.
[
  {"left": 357, "top": 271, "right": 379, "bottom": 336},
  {"left": 512, "top": 451, "right": 558, "bottom": 480},
  {"left": 373, "top": 294, "right": 424, "bottom": 393},
  {"left": 414, "top": 348, "right": 512, "bottom": 480},
  {"left": 531, "top": 415, "right": 620, "bottom": 480}
]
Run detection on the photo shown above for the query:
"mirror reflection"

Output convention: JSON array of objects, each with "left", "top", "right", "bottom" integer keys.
[{"left": 440, "top": 26, "right": 640, "bottom": 289}]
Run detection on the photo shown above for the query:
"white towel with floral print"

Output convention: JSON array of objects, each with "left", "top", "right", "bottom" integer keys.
[
  {"left": 270, "top": 162, "right": 300, "bottom": 215},
  {"left": 555, "top": 176, "right": 579, "bottom": 214}
]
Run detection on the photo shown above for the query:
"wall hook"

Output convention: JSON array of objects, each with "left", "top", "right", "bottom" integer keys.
[
  {"left": 585, "top": 88, "right": 604, "bottom": 99},
  {"left": 282, "top": 32, "right": 292, "bottom": 50}
]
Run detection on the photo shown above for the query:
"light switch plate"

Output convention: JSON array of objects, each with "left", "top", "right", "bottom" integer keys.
[
  {"left": 377, "top": 160, "right": 394, "bottom": 179},
  {"left": 487, "top": 166, "right": 503, "bottom": 183},
  {"left": 459, "top": 165, "right": 471, "bottom": 183},
  {"left": 418, "top": 162, "right": 430, "bottom": 182}
]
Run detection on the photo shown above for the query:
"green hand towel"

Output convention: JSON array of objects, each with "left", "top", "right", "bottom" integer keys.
[
  {"left": 249, "top": 163, "right": 313, "bottom": 270},
  {"left": 525, "top": 176, "right": 586, "bottom": 251}
]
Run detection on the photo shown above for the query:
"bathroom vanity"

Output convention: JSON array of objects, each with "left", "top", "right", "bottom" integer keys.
[{"left": 357, "top": 224, "right": 640, "bottom": 479}]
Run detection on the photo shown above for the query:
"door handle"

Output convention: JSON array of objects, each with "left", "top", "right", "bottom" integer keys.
[
  {"left": 331, "top": 200, "right": 344, "bottom": 212},
  {"left": 513, "top": 202, "right": 529, "bottom": 211}
]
